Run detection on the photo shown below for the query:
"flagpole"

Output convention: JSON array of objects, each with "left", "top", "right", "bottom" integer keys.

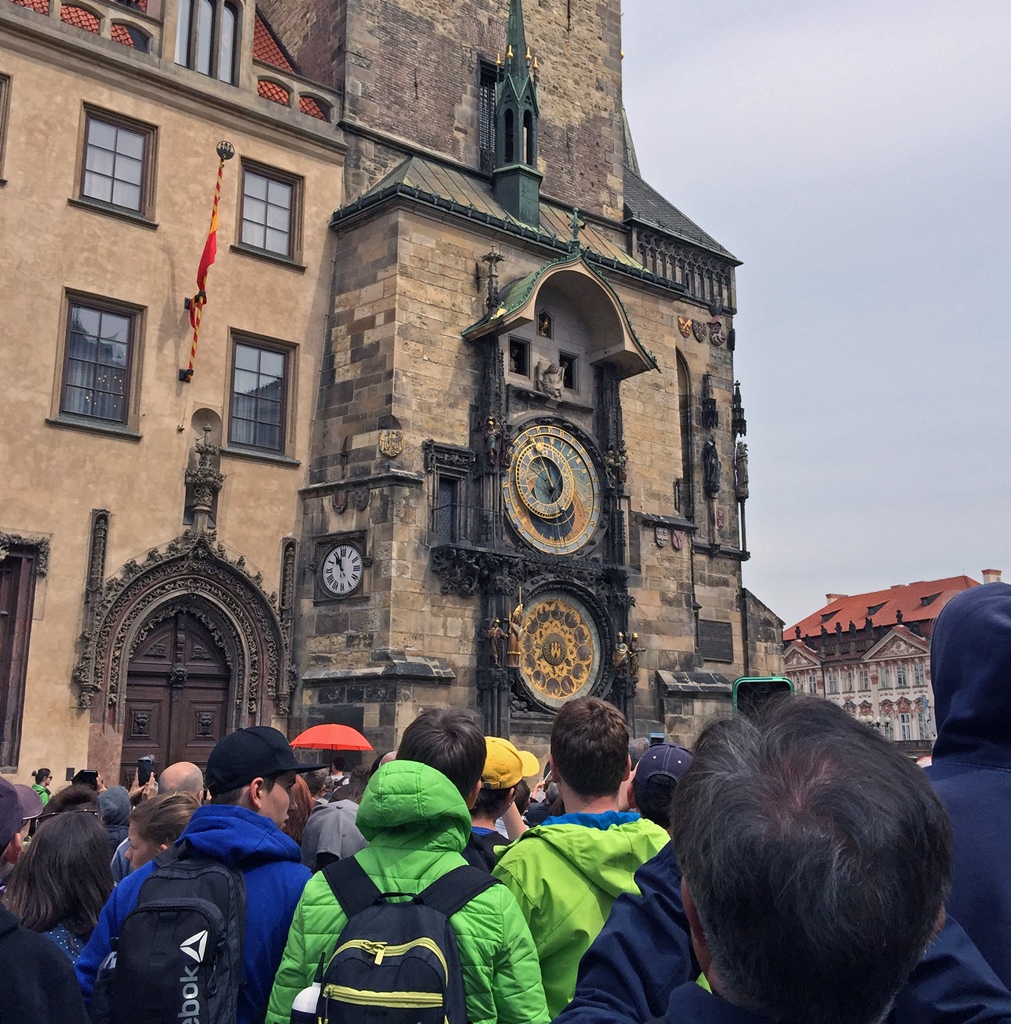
[{"left": 179, "top": 141, "right": 235, "bottom": 383}]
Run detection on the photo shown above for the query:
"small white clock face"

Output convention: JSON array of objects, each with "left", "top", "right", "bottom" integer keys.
[{"left": 321, "top": 543, "right": 364, "bottom": 598}]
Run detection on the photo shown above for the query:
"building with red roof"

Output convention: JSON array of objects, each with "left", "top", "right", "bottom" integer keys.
[{"left": 783, "top": 571, "right": 1002, "bottom": 751}]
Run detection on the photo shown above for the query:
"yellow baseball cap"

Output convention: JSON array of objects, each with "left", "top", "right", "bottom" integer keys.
[{"left": 482, "top": 737, "right": 540, "bottom": 789}]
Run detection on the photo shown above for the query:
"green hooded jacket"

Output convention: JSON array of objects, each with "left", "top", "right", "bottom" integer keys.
[
  {"left": 491, "top": 812, "right": 670, "bottom": 1017},
  {"left": 266, "top": 760, "right": 550, "bottom": 1024}
]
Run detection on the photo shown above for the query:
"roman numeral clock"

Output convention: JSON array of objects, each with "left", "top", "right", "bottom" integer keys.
[{"left": 315, "top": 533, "right": 372, "bottom": 602}]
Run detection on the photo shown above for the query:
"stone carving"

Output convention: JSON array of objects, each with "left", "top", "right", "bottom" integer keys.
[
  {"left": 734, "top": 442, "right": 749, "bottom": 502},
  {"left": 0, "top": 531, "right": 50, "bottom": 576},
  {"left": 378, "top": 429, "right": 404, "bottom": 458},
  {"left": 507, "top": 602, "right": 524, "bottom": 669},
  {"left": 709, "top": 320, "right": 724, "bottom": 346},
  {"left": 702, "top": 435, "right": 721, "bottom": 497},
  {"left": 604, "top": 443, "right": 628, "bottom": 490},
  {"left": 423, "top": 440, "right": 476, "bottom": 473},
  {"left": 131, "top": 711, "right": 150, "bottom": 737},
  {"left": 677, "top": 316, "right": 692, "bottom": 338},
  {"left": 430, "top": 546, "right": 481, "bottom": 596},
  {"left": 72, "top": 530, "right": 285, "bottom": 723},
  {"left": 484, "top": 417, "right": 503, "bottom": 470},
  {"left": 536, "top": 360, "right": 565, "bottom": 400},
  {"left": 352, "top": 487, "right": 370, "bottom": 511},
  {"left": 628, "top": 633, "right": 640, "bottom": 681},
  {"left": 692, "top": 320, "right": 707, "bottom": 344},
  {"left": 331, "top": 490, "right": 348, "bottom": 514},
  {"left": 612, "top": 631, "right": 629, "bottom": 673},
  {"left": 636, "top": 230, "right": 734, "bottom": 305},
  {"left": 486, "top": 618, "right": 507, "bottom": 667},
  {"left": 87, "top": 511, "right": 110, "bottom": 595},
  {"left": 184, "top": 425, "right": 224, "bottom": 531},
  {"left": 196, "top": 711, "right": 214, "bottom": 737}
]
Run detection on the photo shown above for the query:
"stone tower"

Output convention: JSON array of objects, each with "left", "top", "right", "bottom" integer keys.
[{"left": 258, "top": 0, "right": 783, "bottom": 752}]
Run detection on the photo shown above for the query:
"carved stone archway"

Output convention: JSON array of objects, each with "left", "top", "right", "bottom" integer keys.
[{"left": 74, "top": 531, "right": 288, "bottom": 779}]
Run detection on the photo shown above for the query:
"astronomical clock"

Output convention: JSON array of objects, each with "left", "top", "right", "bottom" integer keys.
[{"left": 429, "top": 253, "right": 652, "bottom": 734}]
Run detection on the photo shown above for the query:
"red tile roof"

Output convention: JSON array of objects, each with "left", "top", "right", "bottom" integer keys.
[
  {"left": 61, "top": 4, "right": 99, "bottom": 32},
  {"left": 785, "top": 575, "right": 980, "bottom": 642},
  {"left": 111, "top": 22, "right": 136, "bottom": 46},
  {"left": 257, "top": 79, "right": 290, "bottom": 106},
  {"left": 11, "top": 0, "right": 50, "bottom": 13},
  {"left": 253, "top": 11, "right": 295, "bottom": 72},
  {"left": 298, "top": 95, "right": 327, "bottom": 120}
]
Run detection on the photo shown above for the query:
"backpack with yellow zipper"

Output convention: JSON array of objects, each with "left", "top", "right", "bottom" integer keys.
[{"left": 316, "top": 857, "right": 500, "bottom": 1024}]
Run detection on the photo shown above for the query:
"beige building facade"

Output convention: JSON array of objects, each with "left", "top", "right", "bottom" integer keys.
[{"left": 0, "top": 0, "right": 342, "bottom": 782}]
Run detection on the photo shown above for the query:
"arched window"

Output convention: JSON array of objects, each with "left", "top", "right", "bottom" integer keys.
[
  {"left": 503, "top": 109, "right": 515, "bottom": 164},
  {"left": 523, "top": 109, "right": 534, "bottom": 165},
  {"left": 175, "top": 0, "right": 239, "bottom": 85},
  {"left": 676, "top": 354, "right": 694, "bottom": 520},
  {"left": 218, "top": 3, "right": 237, "bottom": 83}
]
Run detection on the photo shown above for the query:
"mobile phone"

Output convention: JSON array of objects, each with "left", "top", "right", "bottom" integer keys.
[
  {"left": 648, "top": 732, "right": 666, "bottom": 746},
  {"left": 73, "top": 769, "right": 99, "bottom": 790},
  {"left": 137, "top": 755, "right": 156, "bottom": 786}
]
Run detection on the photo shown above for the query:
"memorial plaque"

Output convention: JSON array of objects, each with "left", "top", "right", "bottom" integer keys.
[{"left": 699, "top": 619, "right": 734, "bottom": 663}]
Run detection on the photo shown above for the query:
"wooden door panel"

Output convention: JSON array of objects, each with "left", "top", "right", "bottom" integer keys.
[
  {"left": 124, "top": 613, "right": 231, "bottom": 782},
  {"left": 121, "top": 691, "right": 170, "bottom": 785}
]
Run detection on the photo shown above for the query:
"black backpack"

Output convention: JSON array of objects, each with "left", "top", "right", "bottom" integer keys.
[
  {"left": 317, "top": 857, "right": 499, "bottom": 1024},
  {"left": 92, "top": 840, "right": 246, "bottom": 1024}
]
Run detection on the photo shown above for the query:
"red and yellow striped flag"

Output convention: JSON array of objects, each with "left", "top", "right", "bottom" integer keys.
[{"left": 180, "top": 142, "right": 233, "bottom": 383}]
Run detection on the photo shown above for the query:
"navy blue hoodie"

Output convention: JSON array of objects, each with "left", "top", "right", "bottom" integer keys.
[
  {"left": 76, "top": 803, "right": 311, "bottom": 1024},
  {"left": 556, "top": 827, "right": 1011, "bottom": 1024},
  {"left": 927, "top": 582, "right": 1011, "bottom": 989}
]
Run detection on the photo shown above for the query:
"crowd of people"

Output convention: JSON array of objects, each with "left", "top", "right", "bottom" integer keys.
[{"left": 0, "top": 582, "right": 1010, "bottom": 1023}]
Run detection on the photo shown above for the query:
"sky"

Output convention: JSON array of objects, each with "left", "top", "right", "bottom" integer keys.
[{"left": 620, "top": 0, "right": 1011, "bottom": 628}]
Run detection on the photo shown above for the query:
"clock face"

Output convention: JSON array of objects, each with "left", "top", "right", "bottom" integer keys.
[
  {"left": 504, "top": 424, "right": 602, "bottom": 555},
  {"left": 517, "top": 591, "right": 602, "bottom": 708},
  {"left": 321, "top": 543, "right": 364, "bottom": 598}
]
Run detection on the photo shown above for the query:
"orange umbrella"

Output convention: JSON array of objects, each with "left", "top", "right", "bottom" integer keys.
[{"left": 291, "top": 723, "right": 373, "bottom": 752}]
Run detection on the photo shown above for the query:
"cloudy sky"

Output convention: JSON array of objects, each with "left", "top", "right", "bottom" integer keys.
[{"left": 621, "top": 0, "right": 1011, "bottom": 628}]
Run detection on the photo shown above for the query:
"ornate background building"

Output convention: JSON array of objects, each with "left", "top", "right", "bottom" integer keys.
[
  {"left": 783, "top": 570, "right": 1002, "bottom": 754},
  {"left": 1, "top": 0, "right": 781, "bottom": 783}
]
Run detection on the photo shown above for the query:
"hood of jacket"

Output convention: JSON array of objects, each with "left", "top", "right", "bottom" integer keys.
[
  {"left": 930, "top": 582, "right": 1011, "bottom": 767},
  {"left": 176, "top": 803, "right": 303, "bottom": 869},
  {"left": 355, "top": 760, "right": 471, "bottom": 854},
  {"left": 520, "top": 814, "right": 669, "bottom": 898}
]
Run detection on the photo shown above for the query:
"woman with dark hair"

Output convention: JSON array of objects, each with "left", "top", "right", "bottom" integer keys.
[
  {"left": 30, "top": 768, "right": 52, "bottom": 807},
  {"left": 125, "top": 793, "right": 200, "bottom": 871},
  {"left": 2, "top": 808, "right": 113, "bottom": 962}
]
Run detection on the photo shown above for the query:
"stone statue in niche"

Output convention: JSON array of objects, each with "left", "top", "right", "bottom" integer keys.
[
  {"left": 612, "top": 631, "right": 629, "bottom": 674},
  {"left": 507, "top": 602, "right": 524, "bottom": 669},
  {"left": 486, "top": 618, "right": 507, "bottom": 667},
  {"left": 734, "top": 441, "right": 749, "bottom": 501},
  {"left": 484, "top": 417, "right": 502, "bottom": 469},
  {"left": 535, "top": 360, "right": 564, "bottom": 400},
  {"left": 628, "top": 633, "right": 640, "bottom": 679},
  {"left": 702, "top": 434, "right": 721, "bottom": 497}
]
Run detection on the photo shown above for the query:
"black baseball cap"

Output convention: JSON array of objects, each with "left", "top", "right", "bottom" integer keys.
[
  {"left": 206, "top": 726, "right": 327, "bottom": 796},
  {"left": 633, "top": 742, "right": 694, "bottom": 802}
]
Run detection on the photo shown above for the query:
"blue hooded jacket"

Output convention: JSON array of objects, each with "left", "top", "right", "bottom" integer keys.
[
  {"left": 76, "top": 803, "right": 311, "bottom": 1024},
  {"left": 555, "top": 839, "right": 1011, "bottom": 1024},
  {"left": 927, "top": 581, "right": 1011, "bottom": 989}
]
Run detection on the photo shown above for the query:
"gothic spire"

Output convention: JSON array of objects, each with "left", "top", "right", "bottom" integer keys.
[
  {"left": 493, "top": 0, "right": 541, "bottom": 224},
  {"left": 505, "top": 0, "right": 531, "bottom": 82}
]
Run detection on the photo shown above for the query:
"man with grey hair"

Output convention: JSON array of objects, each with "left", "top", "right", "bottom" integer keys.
[{"left": 656, "top": 697, "right": 951, "bottom": 1024}]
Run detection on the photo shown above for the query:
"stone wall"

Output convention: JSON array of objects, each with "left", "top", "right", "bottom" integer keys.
[{"left": 259, "top": 0, "right": 626, "bottom": 218}]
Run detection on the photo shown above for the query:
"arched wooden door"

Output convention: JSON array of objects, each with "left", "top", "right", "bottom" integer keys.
[{"left": 121, "top": 612, "right": 231, "bottom": 784}]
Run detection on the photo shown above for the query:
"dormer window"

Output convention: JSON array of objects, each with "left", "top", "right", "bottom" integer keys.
[{"left": 176, "top": 0, "right": 240, "bottom": 85}]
